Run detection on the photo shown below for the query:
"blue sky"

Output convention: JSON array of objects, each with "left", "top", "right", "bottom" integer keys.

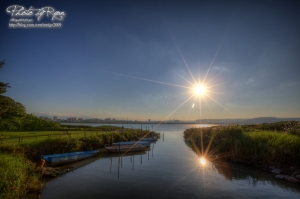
[{"left": 0, "top": 0, "right": 299, "bottom": 120}]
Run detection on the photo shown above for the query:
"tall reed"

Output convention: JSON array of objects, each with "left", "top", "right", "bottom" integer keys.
[{"left": 184, "top": 123, "right": 300, "bottom": 169}]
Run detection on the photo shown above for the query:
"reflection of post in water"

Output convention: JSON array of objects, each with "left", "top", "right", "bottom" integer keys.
[
  {"left": 108, "top": 151, "right": 147, "bottom": 178},
  {"left": 132, "top": 155, "right": 134, "bottom": 170},
  {"left": 152, "top": 143, "right": 154, "bottom": 158},
  {"left": 163, "top": 133, "right": 164, "bottom": 142},
  {"left": 110, "top": 157, "right": 112, "bottom": 174},
  {"left": 118, "top": 156, "right": 120, "bottom": 179}
]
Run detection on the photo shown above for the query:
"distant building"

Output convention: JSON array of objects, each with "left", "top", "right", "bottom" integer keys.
[
  {"left": 104, "top": 118, "right": 111, "bottom": 122},
  {"left": 53, "top": 116, "right": 57, "bottom": 121},
  {"left": 66, "top": 117, "right": 77, "bottom": 122},
  {"left": 148, "top": 119, "right": 151, "bottom": 122}
]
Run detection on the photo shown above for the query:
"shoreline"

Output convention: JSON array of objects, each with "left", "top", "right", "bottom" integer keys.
[{"left": 183, "top": 121, "right": 300, "bottom": 184}]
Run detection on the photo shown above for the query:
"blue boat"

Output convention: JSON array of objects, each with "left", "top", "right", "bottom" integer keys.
[
  {"left": 105, "top": 144, "right": 147, "bottom": 153},
  {"left": 113, "top": 141, "right": 151, "bottom": 147},
  {"left": 42, "top": 150, "right": 99, "bottom": 166},
  {"left": 139, "top": 137, "right": 157, "bottom": 142}
]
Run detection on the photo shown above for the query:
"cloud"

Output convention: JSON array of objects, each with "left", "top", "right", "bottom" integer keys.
[{"left": 212, "top": 65, "right": 231, "bottom": 73}]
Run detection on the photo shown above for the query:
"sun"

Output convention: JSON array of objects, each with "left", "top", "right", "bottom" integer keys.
[{"left": 194, "top": 84, "right": 206, "bottom": 96}]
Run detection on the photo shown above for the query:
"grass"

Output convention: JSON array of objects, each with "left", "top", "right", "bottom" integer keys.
[
  {"left": 0, "top": 128, "right": 154, "bottom": 144},
  {"left": 0, "top": 129, "right": 160, "bottom": 161},
  {"left": 0, "top": 131, "right": 108, "bottom": 144},
  {"left": 0, "top": 153, "right": 43, "bottom": 199},
  {"left": 184, "top": 122, "right": 300, "bottom": 170},
  {"left": 0, "top": 126, "right": 160, "bottom": 198}
]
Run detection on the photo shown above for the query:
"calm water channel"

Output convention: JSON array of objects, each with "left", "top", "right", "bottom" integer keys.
[{"left": 41, "top": 124, "right": 300, "bottom": 199}]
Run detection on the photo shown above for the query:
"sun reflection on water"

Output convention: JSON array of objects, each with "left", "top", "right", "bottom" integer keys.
[{"left": 200, "top": 157, "right": 206, "bottom": 165}]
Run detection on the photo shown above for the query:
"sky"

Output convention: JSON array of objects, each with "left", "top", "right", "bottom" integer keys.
[{"left": 0, "top": 0, "right": 299, "bottom": 121}]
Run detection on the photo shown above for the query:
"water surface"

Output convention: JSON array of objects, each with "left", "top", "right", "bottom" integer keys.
[{"left": 41, "top": 124, "right": 300, "bottom": 199}]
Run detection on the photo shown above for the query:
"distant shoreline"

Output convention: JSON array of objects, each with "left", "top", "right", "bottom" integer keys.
[{"left": 60, "top": 122, "right": 222, "bottom": 125}]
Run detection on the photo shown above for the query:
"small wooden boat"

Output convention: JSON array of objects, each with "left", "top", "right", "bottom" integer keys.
[
  {"left": 113, "top": 141, "right": 151, "bottom": 147},
  {"left": 105, "top": 144, "right": 147, "bottom": 153},
  {"left": 42, "top": 150, "right": 99, "bottom": 166},
  {"left": 139, "top": 137, "right": 157, "bottom": 142}
]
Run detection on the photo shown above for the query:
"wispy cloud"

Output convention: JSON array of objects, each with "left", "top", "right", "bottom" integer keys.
[{"left": 213, "top": 65, "right": 231, "bottom": 73}]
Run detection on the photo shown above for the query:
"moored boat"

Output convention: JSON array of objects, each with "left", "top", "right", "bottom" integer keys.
[
  {"left": 42, "top": 150, "right": 99, "bottom": 166},
  {"left": 105, "top": 144, "right": 147, "bottom": 153},
  {"left": 139, "top": 137, "right": 157, "bottom": 142},
  {"left": 113, "top": 141, "right": 151, "bottom": 147}
]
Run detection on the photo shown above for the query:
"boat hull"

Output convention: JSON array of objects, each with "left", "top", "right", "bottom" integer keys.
[
  {"left": 42, "top": 150, "right": 99, "bottom": 166},
  {"left": 140, "top": 137, "right": 157, "bottom": 142},
  {"left": 113, "top": 141, "right": 151, "bottom": 147},
  {"left": 139, "top": 137, "right": 157, "bottom": 142},
  {"left": 105, "top": 145, "right": 147, "bottom": 153}
]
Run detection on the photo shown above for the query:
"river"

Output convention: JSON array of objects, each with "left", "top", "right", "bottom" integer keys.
[{"left": 40, "top": 123, "right": 300, "bottom": 199}]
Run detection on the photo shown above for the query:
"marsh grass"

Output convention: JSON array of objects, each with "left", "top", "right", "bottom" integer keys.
[
  {"left": 0, "top": 154, "right": 43, "bottom": 199},
  {"left": 0, "top": 128, "right": 159, "bottom": 144},
  {"left": 0, "top": 129, "right": 159, "bottom": 161},
  {"left": 0, "top": 126, "right": 159, "bottom": 198},
  {"left": 184, "top": 122, "right": 300, "bottom": 169}
]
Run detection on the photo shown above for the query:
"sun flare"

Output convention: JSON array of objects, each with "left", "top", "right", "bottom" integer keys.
[
  {"left": 194, "top": 84, "right": 206, "bottom": 96},
  {"left": 200, "top": 157, "right": 206, "bottom": 165}
]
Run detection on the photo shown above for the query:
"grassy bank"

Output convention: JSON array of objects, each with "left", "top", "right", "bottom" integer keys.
[
  {"left": 0, "top": 129, "right": 160, "bottom": 161},
  {"left": 0, "top": 127, "right": 159, "bottom": 198},
  {"left": 0, "top": 154, "right": 43, "bottom": 199},
  {"left": 0, "top": 126, "right": 158, "bottom": 144},
  {"left": 184, "top": 122, "right": 300, "bottom": 171}
]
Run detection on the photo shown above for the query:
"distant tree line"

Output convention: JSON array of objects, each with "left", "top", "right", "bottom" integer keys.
[{"left": 0, "top": 59, "right": 60, "bottom": 131}]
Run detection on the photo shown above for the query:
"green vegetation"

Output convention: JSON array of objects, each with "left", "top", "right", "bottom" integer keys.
[
  {"left": 184, "top": 121, "right": 300, "bottom": 170},
  {"left": 0, "top": 127, "right": 157, "bottom": 144},
  {"left": 0, "top": 128, "right": 159, "bottom": 198},
  {"left": 0, "top": 154, "right": 43, "bottom": 199},
  {"left": 0, "top": 129, "right": 159, "bottom": 161}
]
